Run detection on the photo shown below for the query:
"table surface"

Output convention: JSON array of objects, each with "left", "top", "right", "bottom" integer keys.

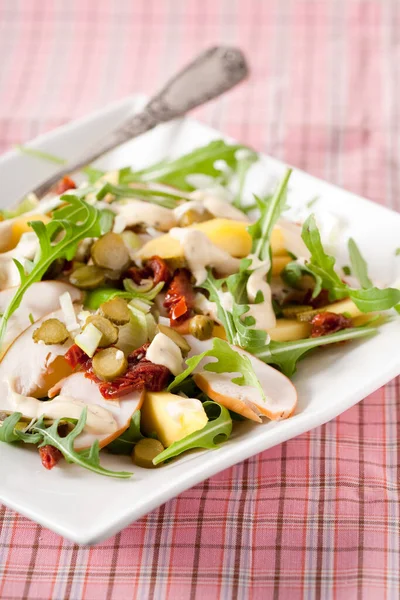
[{"left": 1, "top": 1, "right": 400, "bottom": 598}]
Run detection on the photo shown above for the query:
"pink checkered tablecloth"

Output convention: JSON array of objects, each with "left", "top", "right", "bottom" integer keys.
[{"left": 1, "top": 1, "right": 400, "bottom": 598}]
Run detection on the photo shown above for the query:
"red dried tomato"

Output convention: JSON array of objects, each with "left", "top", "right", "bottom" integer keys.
[
  {"left": 310, "top": 311, "right": 353, "bottom": 338},
  {"left": 164, "top": 269, "right": 195, "bottom": 322},
  {"left": 39, "top": 445, "right": 63, "bottom": 470},
  {"left": 84, "top": 343, "right": 171, "bottom": 399},
  {"left": 54, "top": 176, "right": 76, "bottom": 195},
  {"left": 64, "top": 344, "right": 90, "bottom": 369},
  {"left": 128, "top": 256, "right": 171, "bottom": 285}
]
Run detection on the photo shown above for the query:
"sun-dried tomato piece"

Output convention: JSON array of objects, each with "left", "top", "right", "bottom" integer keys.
[
  {"left": 83, "top": 343, "right": 171, "bottom": 399},
  {"left": 54, "top": 176, "right": 76, "bottom": 195},
  {"left": 39, "top": 445, "right": 63, "bottom": 470},
  {"left": 310, "top": 311, "right": 353, "bottom": 338},
  {"left": 64, "top": 344, "right": 90, "bottom": 369},
  {"left": 164, "top": 269, "right": 195, "bottom": 322},
  {"left": 128, "top": 256, "right": 171, "bottom": 285}
]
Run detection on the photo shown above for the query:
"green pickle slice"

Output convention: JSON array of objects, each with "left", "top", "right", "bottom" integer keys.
[
  {"left": 92, "top": 347, "right": 128, "bottom": 381},
  {"left": 85, "top": 315, "right": 119, "bottom": 347},
  {"left": 132, "top": 438, "right": 165, "bottom": 469},
  {"left": 99, "top": 297, "right": 130, "bottom": 325},
  {"left": 32, "top": 318, "right": 70, "bottom": 345}
]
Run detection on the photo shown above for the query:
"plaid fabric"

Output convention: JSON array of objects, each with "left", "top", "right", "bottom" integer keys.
[{"left": 0, "top": 0, "right": 400, "bottom": 598}]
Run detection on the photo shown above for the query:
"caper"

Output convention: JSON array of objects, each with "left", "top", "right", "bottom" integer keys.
[
  {"left": 178, "top": 208, "right": 213, "bottom": 227},
  {"left": 132, "top": 438, "right": 164, "bottom": 469},
  {"left": 281, "top": 305, "right": 313, "bottom": 319},
  {"left": 99, "top": 297, "right": 130, "bottom": 325},
  {"left": 69, "top": 265, "right": 105, "bottom": 289},
  {"left": 91, "top": 232, "right": 130, "bottom": 272},
  {"left": 85, "top": 315, "right": 118, "bottom": 347},
  {"left": 92, "top": 347, "right": 128, "bottom": 381},
  {"left": 32, "top": 318, "right": 70, "bottom": 345},
  {"left": 157, "top": 324, "right": 191, "bottom": 354},
  {"left": 188, "top": 315, "right": 214, "bottom": 340}
]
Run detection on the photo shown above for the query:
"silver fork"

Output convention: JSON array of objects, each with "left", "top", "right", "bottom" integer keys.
[{"left": 29, "top": 46, "right": 248, "bottom": 200}]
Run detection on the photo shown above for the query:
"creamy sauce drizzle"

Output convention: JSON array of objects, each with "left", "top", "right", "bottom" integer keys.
[
  {"left": 165, "top": 398, "right": 205, "bottom": 423},
  {"left": 6, "top": 380, "right": 117, "bottom": 435},
  {"left": 112, "top": 200, "right": 176, "bottom": 232},
  {"left": 170, "top": 228, "right": 240, "bottom": 285},
  {"left": 146, "top": 332, "right": 183, "bottom": 376},
  {"left": 174, "top": 193, "right": 249, "bottom": 223},
  {"left": 244, "top": 254, "right": 276, "bottom": 331}
]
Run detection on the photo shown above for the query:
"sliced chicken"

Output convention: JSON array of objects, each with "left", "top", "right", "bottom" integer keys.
[
  {"left": 0, "top": 308, "right": 75, "bottom": 398},
  {"left": 186, "top": 336, "right": 297, "bottom": 422},
  {"left": 0, "top": 281, "right": 82, "bottom": 356}
]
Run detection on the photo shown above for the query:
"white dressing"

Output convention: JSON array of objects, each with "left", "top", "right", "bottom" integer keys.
[
  {"left": 170, "top": 228, "right": 240, "bottom": 285},
  {"left": 146, "top": 332, "right": 183, "bottom": 376},
  {"left": 245, "top": 254, "right": 276, "bottom": 331},
  {"left": 276, "top": 219, "right": 310, "bottom": 259},
  {"left": 7, "top": 380, "right": 118, "bottom": 435},
  {"left": 112, "top": 200, "right": 177, "bottom": 232},
  {"left": 190, "top": 191, "right": 249, "bottom": 222},
  {"left": 194, "top": 292, "right": 221, "bottom": 323},
  {"left": 165, "top": 397, "right": 205, "bottom": 424}
]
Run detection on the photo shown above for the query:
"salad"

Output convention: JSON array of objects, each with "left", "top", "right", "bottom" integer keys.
[{"left": 0, "top": 140, "right": 399, "bottom": 478}]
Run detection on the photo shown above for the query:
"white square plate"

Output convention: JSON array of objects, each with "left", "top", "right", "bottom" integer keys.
[{"left": 1, "top": 96, "right": 400, "bottom": 545}]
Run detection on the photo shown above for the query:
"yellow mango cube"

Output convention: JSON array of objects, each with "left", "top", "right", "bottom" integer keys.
[
  {"left": 141, "top": 391, "right": 208, "bottom": 447},
  {"left": 0, "top": 214, "right": 50, "bottom": 252},
  {"left": 268, "top": 318, "right": 311, "bottom": 342}
]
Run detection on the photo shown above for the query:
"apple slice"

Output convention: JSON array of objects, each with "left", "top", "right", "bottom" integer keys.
[
  {"left": 48, "top": 372, "right": 144, "bottom": 449},
  {"left": 0, "top": 281, "right": 82, "bottom": 355},
  {"left": 0, "top": 308, "right": 75, "bottom": 398},
  {"left": 186, "top": 336, "right": 297, "bottom": 422}
]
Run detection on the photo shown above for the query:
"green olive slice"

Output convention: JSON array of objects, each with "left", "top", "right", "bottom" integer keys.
[
  {"left": 32, "top": 318, "right": 70, "bottom": 345},
  {"left": 296, "top": 308, "right": 321, "bottom": 322},
  {"left": 92, "top": 347, "right": 128, "bottom": 381},
  {"left": 91, "top": 232, "right": 130, "bottom": 271},
  {"left": 132, "top": 438, "right": 165, "bottom": 468},
  {"left": 157, "top": 324, "right": 191, "bottom": 354},
  {"left": 85, "top": 315, "right": 118, "bottom": 347},
  {"left": 188, "top": 315, "right": 214, "bottom": 340},
  {"left": 99, "top": 297, "right": 130, "bottom": 325},
  {"left": 69, "top": 265, "right": 105, "bottom": 290}
]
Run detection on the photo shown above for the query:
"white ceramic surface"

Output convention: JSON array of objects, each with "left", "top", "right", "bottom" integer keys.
[{"left": 1, "top": 96, "right": 400, "bottom": 545}]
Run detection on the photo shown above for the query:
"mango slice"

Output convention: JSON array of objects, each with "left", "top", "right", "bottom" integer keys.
[
  {"left": 141, "top": 391, "right": 208, "bottom": 447},
  {"left": 0, "top": 214, "right": 50, "bottom": 252}
]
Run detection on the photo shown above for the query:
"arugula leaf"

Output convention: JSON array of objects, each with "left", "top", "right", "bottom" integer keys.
[
  {"left": 348, "top": 238, "right": 372, "bottom": 288},
  {"left": 169, "top": 337, "right": 265, "bottom": 400},
  {"left": 106, "top": 411, "right": 143, "bottom": 455},
  {"left": 248, "top": 168, "right": 292, "bottom": 263},
  {"left": 16, "top": 144, "right": 67, "bottom": 165},
  {"left": 96, "top": 183, "right": 183, "bottom": 209},
  {"left": 82, "top": 165, "right": 106, "bottom": 183},
  {"left": 281, "top": 261, "right": 323, "bottom": 298},
  {"left": 396, "top": 248, "right": 400, "bottom": 256},
  {"left": 98, "top": 209, "right": 115, "bottom": 234},
  {"left": 302, "top": 215, "right": 400, "bottom": 311},
  {"left": 254, "top": 326, "right": 377, "bottom": 377},
  {"left": 0, "top": 412, "right": 23, "bottom": 443},
  {"left": 15, "top": 409, "right": 133, "bottom": 478},
  {"left": 120, "top": 141, "right": 250, "bottom": 191},
  {"left": 301, "top": 214, "right": 348, "bottom": 301},
  {"left": 0, "top": 194, "right": 103, "bottom": 347},
  {"left": 233, "top": 150, "right": 258, "bottom": 210},
  {"left": 153, "top": 401, "right": 232, "bottom": 465}
]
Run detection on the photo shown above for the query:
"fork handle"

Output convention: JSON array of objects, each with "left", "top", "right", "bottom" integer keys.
[{"left": 32, "top": 46, "right": 248, "bottom": 198}]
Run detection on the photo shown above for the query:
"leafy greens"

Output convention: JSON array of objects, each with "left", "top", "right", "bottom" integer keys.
[
  {"left": 153, "top": 402, "right": 232, "bottom": 465},
  {"left": 301, "top": 215, "right": 400, "bottom": 311},
  {"left": 118, "top": 140, "right": 253, "bottom": 191},
  {"left": 0, "top": 409, "right": 133, "bottom": 478},
  {"left": 0, "top": 194, "right": 104, "bottom": 346},
  {"left": 168, "top": 337, "right": 265, "bottom": 400}
]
